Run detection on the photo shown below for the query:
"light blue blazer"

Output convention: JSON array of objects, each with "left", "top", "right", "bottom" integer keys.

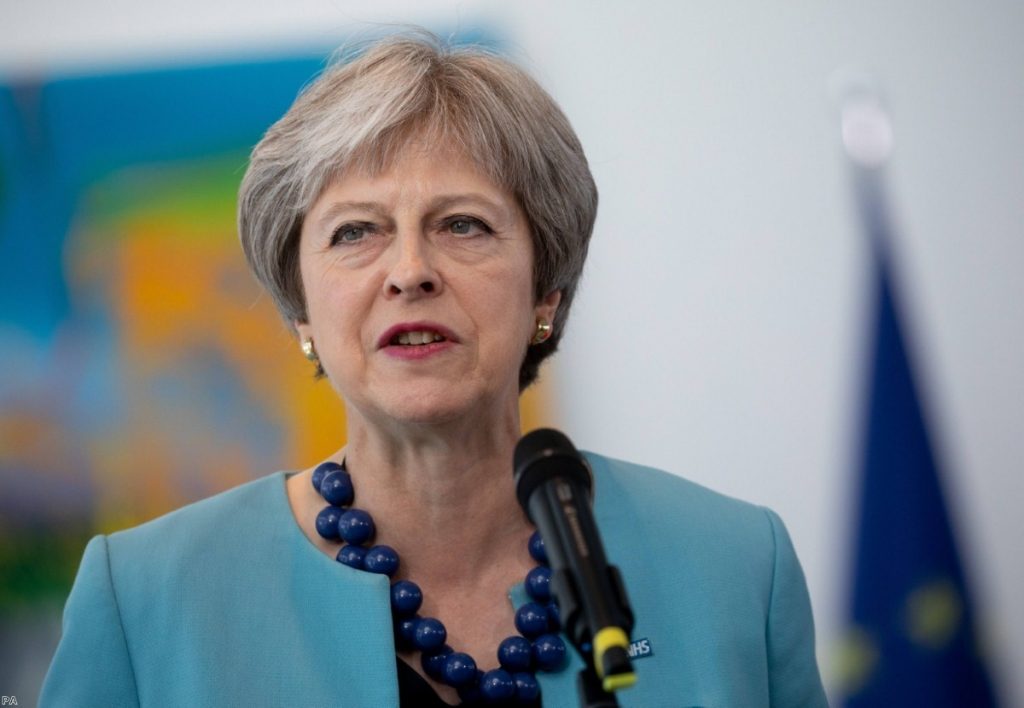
[{"left": 41, "top": 453, "right": 828, "bottom": 707}]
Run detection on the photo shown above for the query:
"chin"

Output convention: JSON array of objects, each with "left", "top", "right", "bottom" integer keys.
[{"left": 360, "top": 378, "right": 511, "bottom": 428}]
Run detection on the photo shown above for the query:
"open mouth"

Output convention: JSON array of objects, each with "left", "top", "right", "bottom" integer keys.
[{"left": 390, "top": 330, "right": 448, "bottom": 346}]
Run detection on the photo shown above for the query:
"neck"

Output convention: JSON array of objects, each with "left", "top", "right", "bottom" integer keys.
[{"left": 337, "top": 401, "right": 533, "bottom": 582}]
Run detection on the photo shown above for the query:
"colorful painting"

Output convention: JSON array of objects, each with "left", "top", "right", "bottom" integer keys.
[{"left": 1, "top": 55, "right": 344, "bottom": 610}]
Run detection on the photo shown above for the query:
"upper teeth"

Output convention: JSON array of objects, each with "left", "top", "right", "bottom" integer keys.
[{"left": 395, "top": 331, "right": 446, "bottom": 345}]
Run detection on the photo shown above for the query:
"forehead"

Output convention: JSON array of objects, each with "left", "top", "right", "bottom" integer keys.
[{"left": 310, "top": 140, "right": 519, "bottom": 216}]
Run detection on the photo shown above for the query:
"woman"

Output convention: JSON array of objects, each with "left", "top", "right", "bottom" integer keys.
[{"left": 42, "top": 34, "right": 827, "bottom": 706}]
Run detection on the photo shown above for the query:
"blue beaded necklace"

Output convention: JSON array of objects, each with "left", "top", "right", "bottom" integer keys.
[{"left": 311, "top": 459, "right": 568, "bottom": 704}]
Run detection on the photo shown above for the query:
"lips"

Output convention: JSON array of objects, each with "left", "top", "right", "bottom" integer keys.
[{"left": 377, "top": 322, "right": 459, "bottom": 349}]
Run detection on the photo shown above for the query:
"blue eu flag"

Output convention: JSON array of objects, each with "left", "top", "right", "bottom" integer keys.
[{"left": 839, "top": 131, "right": 1001, "bottom": 704}]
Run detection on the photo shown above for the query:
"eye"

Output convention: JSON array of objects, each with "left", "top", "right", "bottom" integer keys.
[
  {"left": 330, "top": 222, "right": 374, "bottom": 246},
  {"left": 444, "top": 216, "right": 492, "bottom": 237}
]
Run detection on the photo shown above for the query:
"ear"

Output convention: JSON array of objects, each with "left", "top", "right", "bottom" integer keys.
[{"left": 535, "top": 289, "right": 562, "bottom": 326}]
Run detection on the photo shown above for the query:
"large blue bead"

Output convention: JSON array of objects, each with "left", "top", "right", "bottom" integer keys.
[
  {"left": 528, "top": 531, "right": 547, "bottom": 565},
  {"left": 337, "top": 508, "right": 375, "bottom": 545},
  {"left": 525, "top": 566, "right": 552, "bottom": 602},
  {"left": 336, "top": 544, "right": 366, "bottom": 569},
  {"left": 364, "top": 545, "right": 399, "bottom": 576},
  {"left": 456, "top": 671, "right": 485, "bottom": 703},
  {"left": 319, "top": 469, "right": 354, "bottom": 507},
  {"left": 394, "top": 616, "right": 420, "bottom": 650},
  {"left": 312, "top": 461, "right": 343, "bottom": 493},
  {"left": 390, "top": 580, "right": 422, "bottom": 616},
  {"left": 480, "top": 669, "right": 515, "bottom": 701},
  {"left": 413, "top": 617, "right": 447, "bottom": 651},
  {"left": 514, "top": 602, "right": 549, "bottom": 639},
  {"left": 421, "top": 644, "right": 453, "bottom": 680},
  {"left": 315, "top": 506, "right": 342, "bottom": 540},
  {"left": 497, "top": 635, "right": 533, "bottom": 672},
  {"left": 532, "top": 633, "right": 568, "bottom": 671},
  {"left": 442, "top": 652, "right": 477, "bottom": 686},
  {"left": 514, "top": 671, "right": 541, "bottom": 700}
]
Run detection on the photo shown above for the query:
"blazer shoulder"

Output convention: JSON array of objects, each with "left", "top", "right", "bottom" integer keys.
[{"left": 585, "top": 450, "right": 775, "bottom": 539}]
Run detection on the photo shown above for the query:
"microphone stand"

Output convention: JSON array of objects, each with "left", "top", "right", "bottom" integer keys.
[
  {"left": 552, "top": 557, "right": 633, "bottom": 708},
  {"left": 577, "top": 665, "right": 620, "bottom": 708}
]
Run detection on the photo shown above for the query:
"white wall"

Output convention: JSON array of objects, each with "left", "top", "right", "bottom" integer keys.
[{"left": 5, "top": 0, "right": 1022, "bottom": 703}]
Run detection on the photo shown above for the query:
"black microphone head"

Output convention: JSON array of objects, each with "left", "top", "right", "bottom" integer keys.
[
  {"left": 514, "top": 428, "right": 592, "bottom": 515},
  {"left": 514, "top": 428, "right": 576, "bottom": 471}
]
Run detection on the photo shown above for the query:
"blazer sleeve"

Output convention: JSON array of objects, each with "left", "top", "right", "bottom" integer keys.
[
  {"left": 763, "top": 508, "right": 830, "bottom": 708},
  {"left": 39, "top": 535, "right": 141, "bottom": 708}
]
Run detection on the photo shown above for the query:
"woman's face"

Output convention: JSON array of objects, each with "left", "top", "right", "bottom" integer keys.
[{"left": 296, "top": 144, "right": 560, "bottom": 426}]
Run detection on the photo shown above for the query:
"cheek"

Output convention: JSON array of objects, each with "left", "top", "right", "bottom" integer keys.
[
  {"left": 482, "top": 264, "right": 537, "bottom": 340},
  {"left": 301, "top": 265, "right": 369, "bottom": 346}
]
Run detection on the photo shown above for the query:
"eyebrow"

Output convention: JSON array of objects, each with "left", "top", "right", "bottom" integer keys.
[
  {"left": 312, "top": 193, "right": 514, "bottom": 232},
  {"left": 314, "top": 202, "right": 390, "bottom": 233},
  {"left": 426, "top": 193, "right": 511, "bottom": 220}
]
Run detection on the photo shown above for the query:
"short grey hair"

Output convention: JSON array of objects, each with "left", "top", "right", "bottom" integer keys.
[{"left": 238, "top": 32, "right": 597, "bottom": 389}]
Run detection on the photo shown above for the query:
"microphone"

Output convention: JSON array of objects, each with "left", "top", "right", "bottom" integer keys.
[{"left": 514, "top": 429, "right": 636, "bottom": 696}]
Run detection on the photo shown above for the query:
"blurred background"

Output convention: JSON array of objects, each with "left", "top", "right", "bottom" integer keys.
[{"left": 2, "top": 1, "right": 1021, "bottom": 705}]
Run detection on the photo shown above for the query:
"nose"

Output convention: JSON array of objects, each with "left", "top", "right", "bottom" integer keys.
[{"left": 383, "top": 231, "right": 442, "bottom": 299}]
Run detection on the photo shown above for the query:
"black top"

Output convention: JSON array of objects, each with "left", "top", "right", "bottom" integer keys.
[
  {"left": 396, "top": 658, "right": 542, "bottom": 707},
  {"left": 397, "top": 657, "right": 455, "bottom": 707}
]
